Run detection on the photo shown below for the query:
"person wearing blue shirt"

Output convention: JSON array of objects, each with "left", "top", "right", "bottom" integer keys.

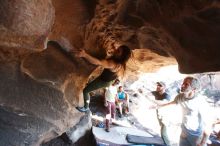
[{"left": 116, "top": 86, "right": 129, "bottom": 117}]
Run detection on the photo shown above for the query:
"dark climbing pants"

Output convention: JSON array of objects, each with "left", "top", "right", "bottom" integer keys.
[{"left": 83, "top": 77, "right": 112, "bottom": 108}]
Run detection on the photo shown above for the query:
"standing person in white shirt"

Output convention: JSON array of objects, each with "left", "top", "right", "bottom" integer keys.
[
  {"left": 104, "top": 79, "right": 120, "bottom": 132},
  {"left": 151, "top": 76, "right": 214, "bottom": 146}
]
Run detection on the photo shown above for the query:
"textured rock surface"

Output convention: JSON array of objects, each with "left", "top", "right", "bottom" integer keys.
[
  {"left": 66, "top": 112, "right": 92, "bottom": 143},
  {"left": 0, "top": 0, "right": 220, "bottom": 145},
  {"left": 0, "top": 61, "right": 83, "bottom": 145},
  {"left": 0, "top": 0, "right": 54, "bottom": 50}
]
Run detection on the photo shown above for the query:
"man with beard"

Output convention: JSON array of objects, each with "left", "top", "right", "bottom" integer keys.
[
  {"left": 151, "top": 81, "right": 172, "bottom": 146},
  {"left": 152, "top": 76, "right": 214, "bottom": 146}
]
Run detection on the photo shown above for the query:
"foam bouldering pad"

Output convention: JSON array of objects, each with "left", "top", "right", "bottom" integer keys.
[
  {"left": 93, "top": 126, "right": 155, "bottom": 145},
  {"left": 126, "top": 134, "right": 165, "bottom": 146}
]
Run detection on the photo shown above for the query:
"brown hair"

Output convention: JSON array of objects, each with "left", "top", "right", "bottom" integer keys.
[{"left": 109, "top": 45, "right": 132, "bottom": 76}]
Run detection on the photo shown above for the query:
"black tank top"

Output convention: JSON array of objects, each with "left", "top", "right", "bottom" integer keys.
[{"left": 98, "top": 69, "right": 118, "bottom": 82}]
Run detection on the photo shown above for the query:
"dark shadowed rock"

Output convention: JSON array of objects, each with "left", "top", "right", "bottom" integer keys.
[{"left": 0, "top": 63, "right": 78, "bottom": 145}]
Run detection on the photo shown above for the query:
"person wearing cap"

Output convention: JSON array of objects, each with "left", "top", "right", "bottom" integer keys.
[
  {"left": 151, "top": 81, "right": 172, "bottom": 146},
  {"left": 151, "top": 76, "right": 214, "bottom": 146},
  {"left": 152, "top": 81, "right": 171, "bottom": 101}
]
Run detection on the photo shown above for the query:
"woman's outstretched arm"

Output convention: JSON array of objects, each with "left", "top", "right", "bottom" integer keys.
[{"left": 75, "top": 49, "right": 116, "bottom": 69}]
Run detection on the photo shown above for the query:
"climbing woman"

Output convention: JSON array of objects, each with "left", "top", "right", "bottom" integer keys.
[{"left": 75, "top": 45, "right": 132, "bottom": 112}]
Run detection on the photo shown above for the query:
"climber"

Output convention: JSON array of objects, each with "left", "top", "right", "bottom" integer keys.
[{"left": 74, "top": 44, "right": 132, "bottom": 112}]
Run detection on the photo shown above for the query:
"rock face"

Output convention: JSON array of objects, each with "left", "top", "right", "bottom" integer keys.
[
  {"left": 0, "top": 0, "right": 54, "bottom": 50},
  {"left": 0, "top": 43, "right": 90, "bottom": 145},
  {"left": 0, "top": 0, "right": 220, "bottom": 145}
]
